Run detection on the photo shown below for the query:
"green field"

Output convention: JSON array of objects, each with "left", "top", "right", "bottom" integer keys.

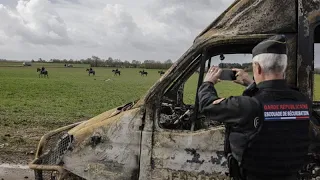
[
  {"left": 0, "top": 62, "right": 320, "bottom": 163},
  {"left": 0, "top": 65, "right": 162, "bottom": 157}
]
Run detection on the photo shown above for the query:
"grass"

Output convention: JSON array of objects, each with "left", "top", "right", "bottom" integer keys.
[
  {"left": 0, "top": 63, "right": 320, "bottom": 160},
  {"left": 0, "top": 65, "right": 162, "bottom": 154},
  {"left": 0, "top": 66, "right": 158, "bottom": 128}
]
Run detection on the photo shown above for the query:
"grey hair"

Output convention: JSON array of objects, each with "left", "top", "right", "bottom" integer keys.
[{"left": 252, "top": 53, "right": 287, "bottom": 74}]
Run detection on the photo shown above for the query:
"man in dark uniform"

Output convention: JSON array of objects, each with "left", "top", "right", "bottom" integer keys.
[{"left": 198, "top": 35, "right": 312, "bottom": 180}]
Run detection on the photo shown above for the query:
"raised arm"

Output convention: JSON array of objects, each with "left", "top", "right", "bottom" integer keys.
[
  {"left": 198, "top": 66, "right": 259, "bottom": 125},
  {"left": 198, "top": 82, "right": 259, "bottom": 125}
]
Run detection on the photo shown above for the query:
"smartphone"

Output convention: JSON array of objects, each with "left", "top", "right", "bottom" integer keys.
[{"left": 219, "top": 69, "right": 236, "bottom": 81}]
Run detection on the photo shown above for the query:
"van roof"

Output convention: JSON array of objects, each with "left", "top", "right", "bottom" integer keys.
[{"left": 193, "top": 0, "right": 296, "bottom": 45}]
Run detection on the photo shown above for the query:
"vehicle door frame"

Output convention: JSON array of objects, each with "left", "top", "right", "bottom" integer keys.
[
  {"left": 297, "top": 0, "right": 320, "bottom": 103},
  {"left": 138, "top": 34, "right": 298, "bottom": 179}
]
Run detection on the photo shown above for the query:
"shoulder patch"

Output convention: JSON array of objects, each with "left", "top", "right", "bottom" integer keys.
[
  {"left": 263, "top": 101, "right": 310, "bottom": 121},
  {"left": 212, "top": 98, "right": 225, "bottom": 105}
]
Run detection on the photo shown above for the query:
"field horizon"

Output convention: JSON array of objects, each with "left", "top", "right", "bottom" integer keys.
[{"left": 0, "top": 62, "right": 319, "bottom": 164}]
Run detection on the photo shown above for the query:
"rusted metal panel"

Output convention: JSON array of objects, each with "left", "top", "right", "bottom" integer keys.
[
  {"left": 297, "top": 0, "right": 320, "bottom": 100},
  {"left": 194, "top": 0, "right": 296, "bottom": 44},
  {"left": 151, "top": 169, "right": 228, "bottom": 180},
  {"left": 148, "top": 127, "right": 227, "bottom": 179},
  {"left": 60, "top": 108, "right": 143, "bottom": 180}
]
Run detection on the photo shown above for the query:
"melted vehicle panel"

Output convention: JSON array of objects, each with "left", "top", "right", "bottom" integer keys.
[
  {"left": 68, "top": 101, "right": 139, "bottom": 136},
  {"left": 62, "top": 108, "right": 143, "bottom": 180},
  {"left": 149, "top": 127, "right": 227, "bottom": 179},
  {"left": 152, "top": 169, "right": 227, "bottom": 180},
  {"left": 195, "top": 0, "right": 296, "bottom": 44}
]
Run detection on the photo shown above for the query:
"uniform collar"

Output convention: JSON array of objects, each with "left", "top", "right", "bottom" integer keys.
[{"left": 256, "top": 79, "right": 288, "bottom": 89}]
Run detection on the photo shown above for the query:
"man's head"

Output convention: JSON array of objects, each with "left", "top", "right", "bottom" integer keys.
[{"left": 251, "top": 35, "right": 288, "bottom": 84}]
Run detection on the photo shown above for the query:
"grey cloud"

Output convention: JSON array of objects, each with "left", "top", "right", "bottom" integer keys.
[
  {"left": 49, "top": 0, "right": 80, "bottom": 4},
  {"left": 0, "top": 0, "right": 231, "bottom": 61},
  {"left": 149, "top": 0, "right": 225, "bottom": 11},
  {"left": 0, "top": 0, "right": 72, "bottom": 46},
  {"left": 1, "top": 0, "right": 319, "bottom": 67},
  {"left": 146, "top": 0, "right": 226, "bottom": 30},
  {"left": 315, "top": 44, "right": 320, "bottom": 67},
  {"left": 0, "top": 0, "right": 18, "bottom": 7}
]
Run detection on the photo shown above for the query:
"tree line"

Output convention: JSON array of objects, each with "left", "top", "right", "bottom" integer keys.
[
  {"left": 218, "top": 63, "right": 253, "bottom": 72},
  {"left": 1, "top": 57, "right": 319, "bottom": 74},
  {"left": 30, "top": 56, "right": 173, "bottom": 69}
]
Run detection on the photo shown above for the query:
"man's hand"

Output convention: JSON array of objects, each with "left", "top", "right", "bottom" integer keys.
[
  {"left": 204, "top": 66, "right": 222, "bottom": 84},
  {"left": 232, "top": 68, "right": 254, "bottom": 86}
]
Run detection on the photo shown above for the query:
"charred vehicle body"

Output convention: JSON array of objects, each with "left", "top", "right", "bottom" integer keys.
[{"left": 29, "top": 0, "right": 320, "bottom": 179}]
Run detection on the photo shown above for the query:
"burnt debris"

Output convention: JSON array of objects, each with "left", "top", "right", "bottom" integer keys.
[{"left": 185, "top": 148, "right": 205, "bottom": 164}]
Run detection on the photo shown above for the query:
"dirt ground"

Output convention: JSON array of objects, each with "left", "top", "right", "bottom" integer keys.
[
  {"left": 0, "top": 126, "right": 51, "bottom": 165},
  {"left": 0, "top": 163, "right": 35, "bottom": 180}
]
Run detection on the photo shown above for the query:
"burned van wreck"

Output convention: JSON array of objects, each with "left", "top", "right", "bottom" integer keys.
[{"left": 29, "top": 0, "right": 320, "bottom": 179}]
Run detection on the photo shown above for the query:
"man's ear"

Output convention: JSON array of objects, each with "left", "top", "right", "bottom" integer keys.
[{"left": 255, "top": 62, "right": 262, "bottom": 74}]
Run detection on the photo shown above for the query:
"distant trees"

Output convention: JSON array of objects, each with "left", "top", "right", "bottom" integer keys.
[
  {"left": 38, "top": 58, "right": 46, "bottom": 62},
  {"left": 2, "top": 55, "right": 318, "bottom": 73},
  {"left": 218, "top": 62, "right": 252, "bottom": 72},
  {"left": 23, "top": 56, "right": 174, "bottom": 69}
]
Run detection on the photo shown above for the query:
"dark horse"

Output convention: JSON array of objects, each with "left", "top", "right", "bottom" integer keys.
[
  {"left": 112, "top": 69, "right": 121, "bottom": 76},
  {"left": 139, "top": 70, "right": 148, "bottom": 76},
  {"left": 158, "top": 70, "right": 165, "bottom": 76},
  {"left": 37, "top": 68, "right": 48, "bottom": 78},
  {"left": 86, "top": 68, "right": 95, "bottom": 76}
]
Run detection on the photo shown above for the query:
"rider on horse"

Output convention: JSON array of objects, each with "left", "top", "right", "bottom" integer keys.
[{"left": 41, "top": 67, "right": 46, "bottom": 73}]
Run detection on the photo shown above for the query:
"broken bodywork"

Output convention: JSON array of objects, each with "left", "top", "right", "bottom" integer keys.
[
  {"left": 29, "top": 0, "right": 320, "bottom": 179},
  {"left": 29, "top": 101, "right": 143, "bottom": 179}
]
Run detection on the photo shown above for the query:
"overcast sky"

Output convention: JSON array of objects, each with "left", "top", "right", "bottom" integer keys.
[{"left": 0, "top": 0, "right": 319, "bottom": 67}]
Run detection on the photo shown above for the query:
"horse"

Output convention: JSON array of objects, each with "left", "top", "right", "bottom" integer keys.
[
  {"left": 37, "top": 68, "right": 49, "bottom": 78},
  {"left": 139, "top": 70, "right": 148, "bottom": 76},
  {"left": 112, "top": 69, "right": 121, "bottom": 76},
  {"left": 158, "top": 70, "right": 165, "bottom": 76},
  {"left": 86, "top": 68, "right": 95, "bottom": 76}
]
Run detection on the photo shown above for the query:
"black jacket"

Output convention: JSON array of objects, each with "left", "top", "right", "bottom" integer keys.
[
  {"left": 198, "top": 79, "right": 312, "bottom": 179},
  {"left": 198, "top": 79, "right": 312, "bottom": 125},
  {"left": 198, "top": 81, "right": 260, "bottom": 125}
]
